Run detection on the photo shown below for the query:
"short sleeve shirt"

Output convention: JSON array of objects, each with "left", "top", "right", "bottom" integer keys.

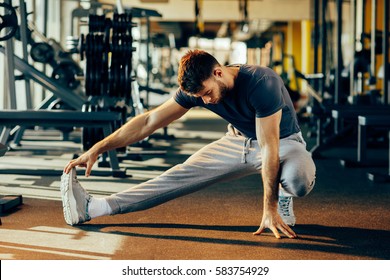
[{"left": 174, "top": 65, "right": 300, "bottom": 139}]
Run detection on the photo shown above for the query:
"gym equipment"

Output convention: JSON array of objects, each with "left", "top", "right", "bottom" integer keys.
[
  {"left": 81, "top": 103, "right": 104, "bottom": 151},
  {"left": 67, "top": 10, "right": 158, "bottom": 161},
  {"left": 51, "top": 61, "right": 82, "bottom": 90},
  {"left": 1, "top": 2, "right": 165, "bottom": 176},
  {"left": 0, "top": 2, "right": 24, "bottom": 221},
  {"left": 307, "top": 0, "right": 390, "bottom": 160},
  {"left": 0, "top": 45, "right": 86, "bottom": 109},
  {"left": 76, "top": 12, "right": 137, "bottom": 151},
  {"left": 360, "top": 116, "right": 390, "bottom": 182},
  {"left": 19, "top": 3, "right": 85, "bottom": 95},
  {"left": 0, "top": 195, "right": 23, "bottom": 214},
  {"left": 130, "top": 7, "right": 163, "bottom": 107},
  {"left": 0, "top": 110, "right": 126, "bottom": 177},
  {"left": 0, "top": 2, "right": 18, "bottom": 41},
  {"left": 0, "top": 0, "right": 87, "bottom": 146},
  {"left": 0, "top": 142, "right": 22, "bottom": 223},
  {"left": 331, "top": 105, "right": 390, "bottom": 165},
  {"left": 30, "top": 35, "right": 84, "bottom": 93},
  {"left": 0, "top": 143, "right": 8, "bottom": 157},
  {"left": 0, "top": 193, "right": 23, "bottom": 228},
  {"left": 30, "top": 42, "right": 55, "bottom": 63},
  {"left": 78, "top": 10, "right": 168, "bottom": 150},
  {"left": 80, "top": 13, "right": 136, "bottom": 99},
  {"left": 382, "top": 0, "right": 389, "bottom": 105}
]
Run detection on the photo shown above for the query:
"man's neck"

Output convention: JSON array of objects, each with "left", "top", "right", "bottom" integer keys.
[
  {"left": 220, "top": 65, "right": 240, "bottom": 91},
  {"left": 225, "top": 65, "right": 240, "bottom": 80}
]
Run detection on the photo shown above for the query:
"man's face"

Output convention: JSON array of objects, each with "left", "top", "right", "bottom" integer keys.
[{"left": 194, "top": 78, "right": 228, "bottom": 105}]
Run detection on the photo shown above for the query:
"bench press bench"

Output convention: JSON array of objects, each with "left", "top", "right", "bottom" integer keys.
[
  {"left": 331, "top": 105, "right": 390, "bottom": 134},
  {"left": 331, "top": 106, "right": 390, "bottom": 168},
  {"left": 358, "top": 115, "right": 390, "bottom": 182},
  {"left": 310, "top": 104, "right": 390, "bottom": 158},
  {"left": 0, "top": 110, "right": 127, "bottom": 177}
]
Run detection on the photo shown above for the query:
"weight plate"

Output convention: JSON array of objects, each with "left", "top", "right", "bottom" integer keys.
[
  {"left": 0, "top": 3, "right": 18, "bottom": 41},
  {"left": 30, "top": 42, "right": 55, "bottom": 63},
  {"left": 51, "top": 62, "right": 81, "bottom": 90}
]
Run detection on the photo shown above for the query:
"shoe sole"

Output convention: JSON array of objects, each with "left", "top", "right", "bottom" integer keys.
[{"left": 60, "top": 170, "right": 79, "bottom": 225}]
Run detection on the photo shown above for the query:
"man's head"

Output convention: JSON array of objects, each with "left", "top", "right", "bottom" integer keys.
[
  {"left": 178, "top": 50, "right": 232, "bottom": 104},
  {"left": 178, "top": 49, "right": 220, "bottom": 94}
]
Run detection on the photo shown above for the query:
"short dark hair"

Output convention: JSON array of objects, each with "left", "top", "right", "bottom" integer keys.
[{"left": 177, "top": 50, "right": 220, "bottom": 95}]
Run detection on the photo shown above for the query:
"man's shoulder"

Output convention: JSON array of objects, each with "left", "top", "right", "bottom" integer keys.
[
  {"left": 174, "top": 87, "right": 198, "bottom": 109},
  {"left": 239, "top": 65, "right": 281, "bottom": 88},
  {"left": 240, "top": 65, "right": 276, "bottom": 75}
]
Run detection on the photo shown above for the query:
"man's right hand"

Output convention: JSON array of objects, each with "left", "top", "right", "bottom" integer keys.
[
  {"left": 63, "top": 151, "right": 99, "bottom": 177},
  {"left": 253, "top": 209, "right": 297, "bottom": 239}
]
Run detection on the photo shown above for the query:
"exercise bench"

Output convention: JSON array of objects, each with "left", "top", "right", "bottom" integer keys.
[
  {"left": 0, "top": 110, "right": 127, "bottom": 177},
  {"left": 331, "top": 106, "right": 390, "bottom": 168},
  {"left": 358, "top": 115, "right": 390, "bottom": 182},
  {"left": 0, "top": 142, "right": 23, "bottom": 220}
]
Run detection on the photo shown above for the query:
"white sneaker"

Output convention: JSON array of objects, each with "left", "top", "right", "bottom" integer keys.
[
  {"left": 278, "top": 196, "right": 296, "bottom": 226},
  {"left": 60, "top": 168, "right": 91, "bottom": 225}
]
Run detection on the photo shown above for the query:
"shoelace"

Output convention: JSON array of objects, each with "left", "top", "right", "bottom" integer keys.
[{"left": 278, "top": 197, "right": 292, "bottom": 216}]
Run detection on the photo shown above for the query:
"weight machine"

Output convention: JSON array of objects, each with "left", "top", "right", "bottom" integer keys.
[
  {"left": 0, "top": 2, "right": 23, "bottom": 218},
  {"left": 0, "top": 1, "right": 147, "bottom": 177},
  {"left": 0, "top": 0, "right": 87, "bottom": 145}
]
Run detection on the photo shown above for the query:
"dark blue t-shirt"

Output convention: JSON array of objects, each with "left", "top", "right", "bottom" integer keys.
[{"left": 174, "top": 65, "right": 300, "bottom": 139}]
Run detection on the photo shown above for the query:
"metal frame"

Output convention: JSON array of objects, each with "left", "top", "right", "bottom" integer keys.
[
  {"left": 18, "top": 0, "right": 32, "bottom": 109},
  {"left": 0, "top": 46, "right": 86, "bottom": 109},
  {"left": 358, "top": 116, "right": 390, "bottom": 182},
  {"left": 370, "top": 0, "right": 377, "bottom": 83},
  {"left": 382, "top": 0, "right": 389, "bottom": 104},
  {"left": 335, "top": 0, "right": 343, "bottom": 105},
  {"left": 0, "top": 110, "right": 126, "bottom": 177},
  {"left": 0, "top": 0, "right": 86, "bottom": 145}
]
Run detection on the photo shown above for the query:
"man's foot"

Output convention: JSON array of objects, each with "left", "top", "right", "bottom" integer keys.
[
  {"left": 278, "top": 196, "right": 296, "bottom": 226},
  {"left": 60, "top": 168, "right": 91, "bottom": 225}
]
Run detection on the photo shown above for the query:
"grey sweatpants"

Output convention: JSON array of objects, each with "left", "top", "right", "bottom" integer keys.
[{"left": 106, "top": 127, "right": 316, "bottom": 215}]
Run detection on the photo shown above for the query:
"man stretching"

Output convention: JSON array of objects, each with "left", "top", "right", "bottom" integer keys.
[{"left": 61, "top": 49, "right": 316, "bottom": 239}]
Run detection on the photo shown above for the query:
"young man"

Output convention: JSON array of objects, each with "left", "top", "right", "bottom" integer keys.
[{"left": 61, "top": 49, "right": 316, "bottom": 239}]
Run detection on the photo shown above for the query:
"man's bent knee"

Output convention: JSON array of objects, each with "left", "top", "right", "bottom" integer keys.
[{"left": 281, "top": 174, "right": 316, "bottom": 197}]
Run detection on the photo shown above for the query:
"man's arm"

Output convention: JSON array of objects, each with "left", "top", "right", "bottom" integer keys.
[
  {"left": 64, "top": 98, "right": 189, "bottom": 176},
  {"left": 252, "top": 109, "right": 297, "bottom": 239}
]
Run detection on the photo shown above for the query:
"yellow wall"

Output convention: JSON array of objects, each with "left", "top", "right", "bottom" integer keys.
[
  {"left": 301, "top": 20, "right": 313, "bottom": 75},
  {"left": 286, "top": 21, "right": 302, "bottom": 91}
]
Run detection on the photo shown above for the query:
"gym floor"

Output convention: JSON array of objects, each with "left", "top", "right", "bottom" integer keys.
[{"left": 0, "top": 108, "right": 389, "bottom": 260}]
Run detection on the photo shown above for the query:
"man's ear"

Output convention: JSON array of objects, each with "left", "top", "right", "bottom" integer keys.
[{"left": 213, "top": 67, "right": 223, "bottom": 78}]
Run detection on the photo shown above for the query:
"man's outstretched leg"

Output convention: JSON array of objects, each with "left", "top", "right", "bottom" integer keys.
[{"left": 60, "top": 135, "right": 259, "bottom": 225}]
